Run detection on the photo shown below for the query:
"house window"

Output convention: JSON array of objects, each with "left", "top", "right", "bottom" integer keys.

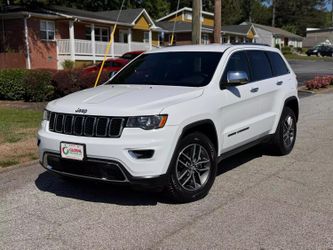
[
  {"left": 144, "top": 32, "right": 149, "bottom": 43},
  {"left": 185, "top": 13, "right": 192, "bottom": 20},
  {"left": 85, "top": 26, "right": 109, "bottom": 41},
  {"left": 40, "top": 20, "right": 55, "bottom": 41}
]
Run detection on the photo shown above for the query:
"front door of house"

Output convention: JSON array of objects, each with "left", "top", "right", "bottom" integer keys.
[{"left": 119, "top": 30, "right": 129, "bottom": 43}]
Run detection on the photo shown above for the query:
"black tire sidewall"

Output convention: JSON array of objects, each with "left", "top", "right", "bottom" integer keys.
[
  {"left": 168, "top": 132, "right": 217, "bottom": 203},
  {"left": 274, "top": 107, "right": 297, "bottom": 155}
]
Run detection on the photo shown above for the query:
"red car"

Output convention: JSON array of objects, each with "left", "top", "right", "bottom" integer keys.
[
  {"left": 83, "top": 51, "right": 144, "bottom": 76},
  {"left": 83, "top": 58, "right": 128, "bottom": 75},
  {"left": 119, "top": 50, "right": 144, "bottom": 61}
]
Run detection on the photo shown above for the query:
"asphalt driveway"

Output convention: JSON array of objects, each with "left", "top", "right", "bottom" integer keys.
[
  {"left": 1, "top": 92, "right": 333, "bottom": 249},
  {"left": 289, "top": 60, "right": 333, "bottom": 84}
]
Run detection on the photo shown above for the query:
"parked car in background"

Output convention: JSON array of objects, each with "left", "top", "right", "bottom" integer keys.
[
  {"left": 82, "top": 58, "right": 128, "bottom": 76},
  {"left": 119, "top": 50, "right": 144, "bottom": 61},
  {"left": 306, "top": 45, "right": 333, "bottom": 57},
  {"left": 82, "top": 51, "right": 144, "bottom": 77}
]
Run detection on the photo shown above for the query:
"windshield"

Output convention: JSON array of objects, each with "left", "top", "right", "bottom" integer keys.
[{"left": 108, "top": 52, "right": 223, "bottom": 87}]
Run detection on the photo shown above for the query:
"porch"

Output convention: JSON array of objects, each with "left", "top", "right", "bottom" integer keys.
[
  {"left": 57, "top": 39, "right": 152, "bottom": 60},
  {"left": 56, "top": 20, "right": 156, "bottom": 68}
]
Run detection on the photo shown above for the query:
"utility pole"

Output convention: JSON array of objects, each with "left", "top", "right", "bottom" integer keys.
[
  {"left": 331, "top": 0, "right": 333, "bottom": 26},
  {"left": 272, "top": 0, "right": 276, "bottom": 27},
  {"left": 213, "top": 0, "right": 221, "bottom": 43},
  {"left": 192, "top": 0, "right": 201, "bottom": 44}
]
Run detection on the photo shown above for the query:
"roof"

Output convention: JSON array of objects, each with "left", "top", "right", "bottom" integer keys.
[
  {"left": 0, "top": 5, "right": 155, "bottom": 27},
  {"left": 222, "top": 24, "right": 254, "bottom": 36},
  {"left": 156, "top": 7, "right": 214, "bottom": 22},
  {"left": 242, "top": 22, "right": 303, "bottom": 40},
  {"left": 157, "top": 21, "right": 255, "bottom": 36},
  {"left": 157, "top": 21, "right": 213, "bottom": 33},
  {"left": 146, "top": 44, "right": 278, "bottom": 54}
]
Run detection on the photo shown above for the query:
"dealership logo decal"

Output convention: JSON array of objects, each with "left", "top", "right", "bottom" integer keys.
[{"left": 75, "top": 108, "right": 88, "bottom": 114}]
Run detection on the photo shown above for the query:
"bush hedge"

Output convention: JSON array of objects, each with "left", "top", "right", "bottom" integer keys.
[
  {"left": 0, "top": 69, "right": 26, "bottom": 100},
  {"left": 0, "top": 68, "right": 109, "bottom": 102},
  {"left": 51, "top": 69, "right": 109, "bottom": 98}
]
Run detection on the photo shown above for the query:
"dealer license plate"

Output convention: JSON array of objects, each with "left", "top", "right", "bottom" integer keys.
[{"left": 60, "top": 142, "right": 85, "bottom": 161}]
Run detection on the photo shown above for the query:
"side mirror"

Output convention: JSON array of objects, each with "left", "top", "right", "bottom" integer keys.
[{"left": 227, "top": 71, "right": 249, "bottom": 85}]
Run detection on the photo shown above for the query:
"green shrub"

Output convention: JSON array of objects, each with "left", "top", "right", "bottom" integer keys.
[
  {"left": 24, "top": 70, "right": 54, "bottom": 102},
  {"left": 61, "top": 60, "right": 75, "bottom": 70},
  {"left": 281, "top": 46, "right": 292, "bottom": 55},
  {"left": 275, "top": 44, "right": 281, "bottom": 50},
  {"left": 0, "top": 69, "right": 27, "bottom": 100},
  {"left": 294, "top": 47, "right": 303, "bottom": 53}
]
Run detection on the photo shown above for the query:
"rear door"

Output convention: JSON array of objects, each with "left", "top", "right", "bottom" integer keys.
[{"left": 262, "top": 51, "right": 292, "bottom": 131}]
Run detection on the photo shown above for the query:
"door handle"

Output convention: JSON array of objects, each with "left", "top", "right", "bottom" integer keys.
[
  {"left": 276, "top": 81, "right": 283, "bottom": 86},
  {"left": 250, "top": 87, "right": 259, "bottom": 93}
]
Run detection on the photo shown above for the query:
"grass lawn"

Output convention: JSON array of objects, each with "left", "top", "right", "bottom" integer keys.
[
  {"left": 0, "top": 106, "right": 42, "bottom": 168},
  {"left": 285, "top": 54, "right": 333, "bottom": 61}
]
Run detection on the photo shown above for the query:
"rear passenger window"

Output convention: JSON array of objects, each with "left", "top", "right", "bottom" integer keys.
[
  {"left": 222, "top": 51, "right": 251, "bottom": 84},
  {"left": 267, "top": 52, "right": 290, "bottom": 76},
  {"left": 247, "top": 50, "right": 273, "bottom": 81}
]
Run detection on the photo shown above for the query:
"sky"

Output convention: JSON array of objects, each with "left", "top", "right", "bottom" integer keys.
[{"left": 326, "top": 2, "right": 332, "bottom": 11}]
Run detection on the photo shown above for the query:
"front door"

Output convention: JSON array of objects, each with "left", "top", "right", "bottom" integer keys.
[
  {"left": 217, "top": 50, "right": 274, "bottom": 153},
  {"left": 119, "top": 30, "right": 129, "bottom": 43}
]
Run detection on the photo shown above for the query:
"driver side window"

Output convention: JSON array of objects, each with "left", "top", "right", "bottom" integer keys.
[{"left": 221, "top": 51, "right": 251, "bottom": 85}]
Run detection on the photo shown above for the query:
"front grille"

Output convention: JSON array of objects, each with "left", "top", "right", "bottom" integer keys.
[
  {"left": 49, "top": 112, "right": 126, "bottom": 138},
  {"left": 46, "top": 153, "right": 127, "bottom": 182}
]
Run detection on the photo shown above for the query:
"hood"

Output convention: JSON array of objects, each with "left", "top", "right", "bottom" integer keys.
[{"left": 47, "top": 84, "right": 204, "bottom": 116}]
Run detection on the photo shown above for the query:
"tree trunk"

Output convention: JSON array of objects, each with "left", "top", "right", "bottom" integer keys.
[
  {"left": 213, "top": 0, "right": 221, "bottom": 43},
  {"left": 192, "top": 0, "right": 201, "bottom": 44}
]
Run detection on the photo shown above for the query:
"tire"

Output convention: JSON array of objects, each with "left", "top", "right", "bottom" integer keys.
[
  {"left": 165, "top": 132, "right": 217, "bottom": 203},
  {"left": 270, "top": 107, "right": 297, "bottom": 156}
]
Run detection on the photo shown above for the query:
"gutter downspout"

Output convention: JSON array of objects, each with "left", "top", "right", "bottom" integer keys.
[{"left": 24, "top": 15, "right": 31, "bottom": 69}]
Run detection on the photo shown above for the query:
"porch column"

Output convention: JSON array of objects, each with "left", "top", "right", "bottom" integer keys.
[
  {"left": 24, "top": 17, "right": 31, "bottom": 69},
  {"left": 111, "top": 26, "right": 115, "bottom": 58},
  {"left": 227, "top": 35, "right": 230, "bottom": 43},
  {"left": 128, "top": 28, "right": 132, "bottom": 51},
  {"left": 235, "top": 36, "right": 239, "bottom": 43},
  {"left": 69, "top": 20, "right": 75, "bottom": 61},
  {"left": 149, "top": 30, "right": 152, "bottom": 50},
  {"left": 91, "top": 24, "right": 96, "bottom": 63}
]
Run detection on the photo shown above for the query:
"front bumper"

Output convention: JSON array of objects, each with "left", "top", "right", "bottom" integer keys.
[
  {"left": 38, "top": 120, "right": 180, "bottom": 180},
  {"left": 40, "top": 153, "right": 168, "bottom": 187}
]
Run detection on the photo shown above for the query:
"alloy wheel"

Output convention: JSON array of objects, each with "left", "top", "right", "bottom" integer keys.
[
  {"left": 282, "top": 115, "right": 295, "bottom": 148},
  {"left": 175, "top": 143, "right": 211, "bottom": 191}
]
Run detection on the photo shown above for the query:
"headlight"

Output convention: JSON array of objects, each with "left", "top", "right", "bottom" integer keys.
[
  {"left": 42, "top": 110, "right": 50, "bottom": 121},
  {"left": 313, "top": 50, "right": 317, "bottom": 53},
  {"left": 126, "top": 115, "right": 168, "bottom": 130}
]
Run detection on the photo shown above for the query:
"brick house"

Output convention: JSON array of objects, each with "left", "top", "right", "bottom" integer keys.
[
  {"left": 0, "top": 5, "right": 159, "bottom": 69},
  {"left": 156, "top": 7, "right": 257, "bottom": 46}
]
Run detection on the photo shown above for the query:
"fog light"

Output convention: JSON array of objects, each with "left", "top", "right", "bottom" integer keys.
[{"left": 128, "top": 150, "right": 154, "bottom": 159}]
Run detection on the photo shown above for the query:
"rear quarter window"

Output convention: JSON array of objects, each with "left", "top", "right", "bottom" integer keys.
[{"left": 266, "top": 52, "right": 290, "bottom": 77}]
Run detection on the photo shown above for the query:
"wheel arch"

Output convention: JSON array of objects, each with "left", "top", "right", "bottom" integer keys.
[
  {"left": 284, "top": 96, "right": 299, "bottom": 122},
  {"left": 179, "top": 119, "right": 219, "bottom": 153}
]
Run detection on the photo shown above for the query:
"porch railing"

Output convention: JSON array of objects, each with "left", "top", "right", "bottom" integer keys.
[{"left": 57, "top": 39, "right": 152, "bottom": 58}]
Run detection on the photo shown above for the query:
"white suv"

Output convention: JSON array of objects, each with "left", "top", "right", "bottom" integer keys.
[{"left": 38, "top": 44, "right": 299, "bottom": 202}]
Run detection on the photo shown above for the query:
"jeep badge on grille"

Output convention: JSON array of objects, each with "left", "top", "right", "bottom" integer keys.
[{"left": 75, "top": 108, "right": 88, "bottom": 114}]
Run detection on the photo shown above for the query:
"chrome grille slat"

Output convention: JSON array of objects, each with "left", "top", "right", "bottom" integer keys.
[{"left": 48, "top": 112, "right": 124, "bottom": 138}]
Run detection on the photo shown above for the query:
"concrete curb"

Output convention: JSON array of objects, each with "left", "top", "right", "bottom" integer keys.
[{"left": 0, "top": 160, "right": 39, "bottom": 174}]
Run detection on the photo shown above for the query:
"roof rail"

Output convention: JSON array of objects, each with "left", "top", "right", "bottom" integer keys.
[{"left": 230, "top": 42, "right": 270, "bottom": 47}]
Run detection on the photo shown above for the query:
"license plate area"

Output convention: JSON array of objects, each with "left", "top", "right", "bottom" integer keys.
[{"left": 60, "top": 142, "right": 85, "bottom": 161}]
